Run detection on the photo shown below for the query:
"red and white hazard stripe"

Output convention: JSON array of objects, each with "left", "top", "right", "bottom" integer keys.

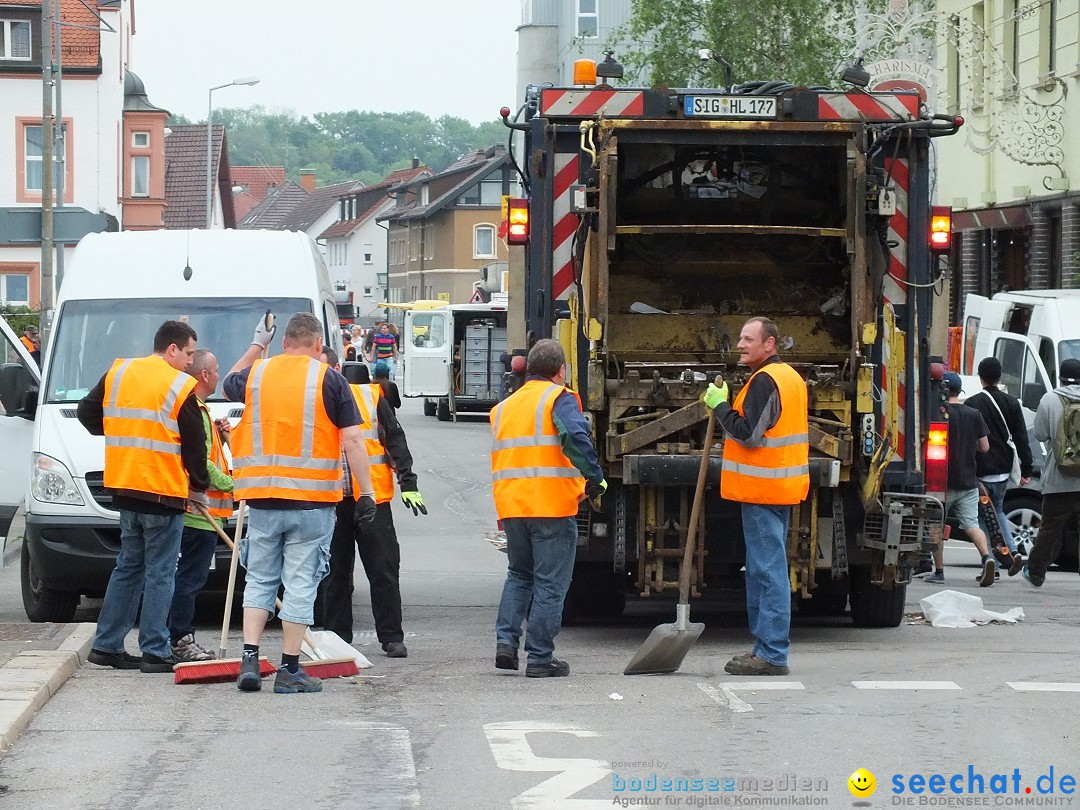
[
  {"left": 551, "top": 152, "right": 580, "bottom": 300},
  {"left": 881, "top": 158, "right": 910, "bottom": 462},
  {"left": 541, "top": 89, "right": 645, "bottom": 118},
  {"left": 817, "top": 93, "right": 918, "bottom": 122}
]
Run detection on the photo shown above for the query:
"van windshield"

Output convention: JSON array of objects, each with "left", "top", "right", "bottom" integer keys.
[{"left": 45, "top": 297, "right": 312, "bottom": 403}]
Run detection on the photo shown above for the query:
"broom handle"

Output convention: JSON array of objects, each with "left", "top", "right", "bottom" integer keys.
[{"left": 679, "top": 382, "right": 720, "bottom": 604}]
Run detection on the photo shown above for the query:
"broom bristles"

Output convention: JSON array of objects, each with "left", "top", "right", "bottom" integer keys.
[
  {"left": 299, "top": 657, "right": 359, "bottom": 679},
  {"left": 173, "top": 656, "right": 276, "bottom": 685}
]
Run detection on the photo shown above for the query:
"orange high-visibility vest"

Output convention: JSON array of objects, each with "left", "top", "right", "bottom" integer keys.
[
  {"left": 231, "top": 355, "right": 343, "bottom": 503},
  {"left": 102, "top": 355, "right": 198, "bottom": 499},
  {"left": 185, "top": 398, "right": 233, "bottom": 519},
  {"left": 348, "top": 383, "right": 395, "bottom": 504},
  {"left": 720, "top": 362, "right": 810, "bottom": 506},
  {"left": 490, "top": 379, "right": 586, "bottom": 519},
  {"left": 20, "top": 335, "right": 34, "bottom": 353}
]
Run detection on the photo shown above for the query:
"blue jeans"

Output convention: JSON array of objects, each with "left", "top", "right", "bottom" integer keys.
[
  {"left": 741, "top": 503, "right": 792, "bottom": 667},
  {"left": 94, "top": 509, "right": 185, "bottom": 659},
  {"left": 496, "top": 516, "right": 577, "bottom": 665},
  {"left": 168, "top": 526, "right": 217, "bottom": 643},
  {"left": 979, "top": 479, "right": 1018, "bottom": 558},
  {"left": 240, "top": 506, "right": 334, "bottom": 626}
]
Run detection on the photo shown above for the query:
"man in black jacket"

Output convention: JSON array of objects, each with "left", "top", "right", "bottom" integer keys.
[{"left": 964, "top": 357, "right": 1033, "bottom": 576}]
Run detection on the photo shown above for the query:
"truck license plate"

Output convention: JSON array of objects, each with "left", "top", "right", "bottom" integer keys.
[{"left": 684, "top": 96, "right": 777, "bottom": 119}]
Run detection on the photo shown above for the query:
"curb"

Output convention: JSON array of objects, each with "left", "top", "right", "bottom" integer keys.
[{"left": 0, "top": 622, "right": 95, "bottom": 756}]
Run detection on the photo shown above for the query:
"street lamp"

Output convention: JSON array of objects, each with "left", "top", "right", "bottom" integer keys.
[{"left": 205, "top": 76, "right": 260, "bottom": 228}]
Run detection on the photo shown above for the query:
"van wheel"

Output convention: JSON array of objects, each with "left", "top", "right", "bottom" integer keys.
[
  {"left": 423, "top": 399, "right": 437, "bottom": 417},
  {"left": 436, "top": 399, "right": 451, "bottom": 422},
  {"left": 849, "top": 566, "right": 906, "bottom": 628},
  {"left": 21, "top": 542, "right": 79, "bottom": 623}
]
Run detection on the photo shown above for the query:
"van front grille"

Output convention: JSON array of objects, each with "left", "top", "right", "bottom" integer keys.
[{"left": 84, "top": 471, "right": 114, "bottom": 510}]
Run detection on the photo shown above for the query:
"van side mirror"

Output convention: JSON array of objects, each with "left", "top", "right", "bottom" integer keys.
[
  {"left": 0, "top": 363, "right": 35, "bottom": 419},
  {"left": 18, "top": 384, "right": 38, "bottom": 420},
  {"left": 1022, "top": 382, "right": 1046, "bottom": 411}
]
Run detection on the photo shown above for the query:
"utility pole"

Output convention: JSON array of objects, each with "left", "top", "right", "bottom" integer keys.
[
  {"left": 40, "top": 0, "right": 55, "bottom": 342},
  {"left": 53, "top": 0, "right": 65, "bottom": 293}
]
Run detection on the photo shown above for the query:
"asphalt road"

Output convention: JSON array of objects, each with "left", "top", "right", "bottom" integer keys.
[{"left": 0, "top": 399, "right": 1078, "bottom": 810}]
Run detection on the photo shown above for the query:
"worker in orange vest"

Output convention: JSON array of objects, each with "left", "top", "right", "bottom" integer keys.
[
  {"left": 20, "top": 324, "right": 40, "bottom": 364},
  {"left": 703, "top": 316, "right": 809, "bottom": 677},
  {"left": 224, "top": 313, "right": 376, "bottom": 695},
  {"left": 77, "top": 320, "right": 209, "bottom": 674},
  {"left": 491, "top": 339, "right": 605, "bottom": 678}
]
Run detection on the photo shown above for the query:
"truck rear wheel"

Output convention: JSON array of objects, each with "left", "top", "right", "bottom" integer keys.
[
  {"left": 423, "top": 399, "right": 437, "bottom": 417},
  {"left": 21, "top": 542, "right": 79, "bottom": 623},
  {"left": 848, "top": 566, "right": 906, "bottom": 628},
  {"left": 436, "top": 399, "right": 451, "bottom": 422}
]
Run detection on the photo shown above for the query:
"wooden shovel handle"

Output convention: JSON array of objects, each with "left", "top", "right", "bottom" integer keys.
[{"left": 679, "top": 380, "right": 720, "bottom": 603}]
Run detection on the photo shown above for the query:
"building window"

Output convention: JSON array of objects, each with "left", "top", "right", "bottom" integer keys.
[
  {"left": 474, "top": 224, "right": 496, "bottom": 259},
  {"left": 947, "top": 15, "right": 960, "bottom": 112},
  {"left": 0, "top": 274, "right": 29, "bottom": 306},
  {"left": 459, "top": 178, "right": 503, "bottom": 207},
  {"left": 577, "top": 0, "right": 598, "bottom": 38},
  {"left": 363, "top": 286, "right": 372, "bottom": 297},
  {"left": 1039, "top": 0, "right": 1058, "bottom": 78},
  {"left": 1003, "top": 0, "right": 1019, "bottom": 89},
  {"left": 0, "top": 20, "right": 31, "bottom": 61},
  {"left": 131, "top": 155, "right": 150, "bottom": 197},
  {"left": 420, "top": 185, "right": 429, "bottom": 206},
  {"left": 132, "top": 131, "right": 150, "bottom": 148},
  {"left": 422, "top": 224, "right": 434, "bottom": 260},
  {"left": 363, "top": 243, "right": 373, "bottom": 264}
]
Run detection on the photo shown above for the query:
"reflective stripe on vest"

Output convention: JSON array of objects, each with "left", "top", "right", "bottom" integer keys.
[
  {"left": 185, "top": 400, "right": 234, "bottom": 519},
  {"left": 102, "top": 356, "right": 197, "bottom": 499},
  {"left": 490, "top": 379, "right": 586, "bottom": 519},
  {"left": 231, "top": 355, "right": 343, "bottom": 502},
  {"left": 350, "top": 383, "right": 396, "bottom": 504},
  {"left": 720, "top": 362, "right": 810, "bottom": 506}
]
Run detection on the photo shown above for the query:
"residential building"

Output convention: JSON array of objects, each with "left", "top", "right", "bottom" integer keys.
[
  {"left": 238, "top": 175, "right": 361, "bottom": 241},
  {"left": 517, "top": 0, "right": 632, "bottom": 97},
  {"left": 935, "top": 0, "right": 1080, "bottom": 312},
  {"left": 319, "top": 164, "right": 431, "bottom": 324},
  {"left": 379, "top": 145, "right": 515, "bottom": 305},
  {"left": 231, "top": 165, "right": 285, "bottom": 221},
  {"left": 162, "top": 123, "right": 235, "bottom": 230}
]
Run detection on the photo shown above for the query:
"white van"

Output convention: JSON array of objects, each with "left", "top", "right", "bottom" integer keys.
[{"left": 20, "top": 229, "right": 342, "bottom": 621}]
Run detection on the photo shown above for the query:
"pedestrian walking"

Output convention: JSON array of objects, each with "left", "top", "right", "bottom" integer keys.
[
  {"left": 703, "top": 316, "right": 808, "bottom": 676},
  {"left": 1023, "top": 358, "right": 1080, "bottom": 587},
  {"left": 373, "top": 360, "right": 402, "bottom": 409},
  {"left": 965, "top": 357, "right": 1033, "bottom": 576},
  {"left": 320, "top": 351, "right": 425, "bottom": 657},
  {"left": 491, "top": 339, "right": 605, "bottom": 678},
  {"left": 925, "top": 372, "right": 997, "bottom": 587},
  {"left": 224, "top": 313, "right": 377, "bottom": 694},
  {"left": 370, "top": 322, "right": 399, "bottom": 379},
  {"left": 168, "top": 348, "right": 234, "bottom": 662},
  {"left": 78, "top": 320, "right": 208, "bottom": 673}
]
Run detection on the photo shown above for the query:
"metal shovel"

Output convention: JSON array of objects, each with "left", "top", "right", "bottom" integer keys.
[{"left": 623, "top": 404, "right": 715, "bottom": 675}]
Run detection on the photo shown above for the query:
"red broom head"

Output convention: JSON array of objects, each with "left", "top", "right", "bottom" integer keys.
[
  {"left": 173, "top": 657, "right": 276, "bottom": 685},
  {"left": 299, "top": 658, "right": 360, "bottom": 679}
]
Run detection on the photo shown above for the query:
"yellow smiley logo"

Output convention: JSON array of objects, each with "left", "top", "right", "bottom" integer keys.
[{"left": 848, "top": 768, "right": 876, "bottom": 798}]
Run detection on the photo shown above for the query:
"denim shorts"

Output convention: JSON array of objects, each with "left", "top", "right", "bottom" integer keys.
[
  {"left": 240, "top": 506, "right": 335, "bottom": 625},
  {"left": 944, "top": 488, "right": 979, "bottom": 531}
]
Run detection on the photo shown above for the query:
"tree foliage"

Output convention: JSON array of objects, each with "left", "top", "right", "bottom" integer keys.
[
  {"left": 616, "top": 0, "right": 885, "bottom": 89},
  {"left": 169, "top": 107, "right": 505, "bottom": 186}
]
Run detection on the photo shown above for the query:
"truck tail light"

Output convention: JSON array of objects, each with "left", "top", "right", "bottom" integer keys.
[
  {"left": 926, "top": 422, "right": 948, "bottom": 497},
  {"left": 507, "top": 198, "right": 530, "bottom": 245},
  {"left": 930, "top": 206, "right": 952, "bottom": 252}
]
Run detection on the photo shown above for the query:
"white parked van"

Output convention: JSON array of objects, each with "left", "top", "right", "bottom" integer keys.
[{"left": 20, "top": 229, "right": 342, "bottom": 621}]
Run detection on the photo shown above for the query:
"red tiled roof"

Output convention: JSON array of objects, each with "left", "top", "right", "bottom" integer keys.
[
  {"left": 6, "top": 0, "right": 101, "bottom": 68},
  {"left": 164, "top": 124, "right": 235, "bottom": 229},
  {"left": 231, "top": 166, "right": 286, "bottom": 221},
  {"left": 319, "top": 166, "right": 431, "bottom": 240}
]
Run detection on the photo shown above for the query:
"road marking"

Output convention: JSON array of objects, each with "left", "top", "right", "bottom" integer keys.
[
  {"left": 484, "top": 721, "right": 611, "bottom": 808},
  {"left": 852, "top": 681, "right": 961, "bottom": 690},
  {"left": 1007, "top": 682, "right": 1080, "bottom": 692},
  {"left": 698, "top": 681, "right": 805, "bottom": 713}
]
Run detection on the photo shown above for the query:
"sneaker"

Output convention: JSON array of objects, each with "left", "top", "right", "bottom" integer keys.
[
  {"left": 87, "top": 649, "right": 141, "bottom": 670},
  {"left": 495, "top": 643, "right": 519, "bottom": 671},
  {"left": 383, "top": 641, "right": 408, "bottom": 658},
  {"left": 1022, "top": 565, "right": 1044, "bottom": 588},
  {"left": 172, "top": 634, "right": 216, "bottom": 663},
  {"left": 273, "top": 666, "right": 323, "bottom": 694},
  {"left": 924, "top": 571, "right": 945, "bottom": 584},
  {"left": 975, "top": 569, "right": 1001, "bottom": 581},
  {"left": 237, "top": 653, "right": 262, "bottom": 692},
  {"left": 139, "top": 653, "right": 177, "bottom": 674},
  {"left": 1008, "top": 554, "right": 1025, "bottom": 577},
  {"left": 525, "top": 658, "right": 570, "bottom": 678},
  {"left": 978, "top": 558, "right": 996, "bottom": 588},
  {"left": 724, "top": 654, "right": 790, "bottom": 676}
]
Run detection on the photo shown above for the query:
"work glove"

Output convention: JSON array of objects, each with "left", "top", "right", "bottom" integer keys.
[
  {"left": 251, "top": 311, "right": 276, "bottom": 350},
  {"left": 354, "top": 494, "right": 377, "bottom": 526},
  {"left": 702, "top": 381, "right": 729, "bottom": 410},
  {"left": 188, "top": 490, "right": 210, "bottom": 511},
  {"left": 586, "top": 479, "right": 607, "bottom": 510},
  {"left": 401, "top": 491, "right": 428, "bottom": 516}
]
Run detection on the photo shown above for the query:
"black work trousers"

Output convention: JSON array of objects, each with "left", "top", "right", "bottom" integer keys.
[
  {"left": 321, "top": 499, "right": 403, "bottom": 645},
  {"left": 1027, "top": 491, "right": 1080, "bottom": 578}
]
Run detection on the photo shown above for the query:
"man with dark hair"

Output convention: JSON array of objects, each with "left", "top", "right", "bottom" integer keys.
[
  {"left": 78, "top": 319, "right": 209, "bottom": 673},
  {"left": 491, "top": 338, "right": 605, "bottom": 678},
  {"left": 225, "top": 313, "right": 377, "bottom": 694},
  {"left": 20, "top": 324, "right": 40, "bottom": 365},
  {"left": 703, "top": 316, "right": 808, "bottom": 676},
  {"left": 965, "top": 356, "right": 1032, "bottom": 576},
  {"left": 1023, "top": 358, "right": 1080, "bottom": 588}
]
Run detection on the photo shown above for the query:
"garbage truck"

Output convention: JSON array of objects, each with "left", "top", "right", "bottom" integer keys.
[{"left": 500, "top": 61, "right": 962, "bottom": 626}]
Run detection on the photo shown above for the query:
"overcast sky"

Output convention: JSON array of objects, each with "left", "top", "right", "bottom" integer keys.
[{"left": 131, "top": 1, "right": 521, "bottom": 124}]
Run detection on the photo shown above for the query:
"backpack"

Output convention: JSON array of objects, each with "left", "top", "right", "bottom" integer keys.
[{"left": 1054, "top": 395, "right": 1080, "bottom": 475}]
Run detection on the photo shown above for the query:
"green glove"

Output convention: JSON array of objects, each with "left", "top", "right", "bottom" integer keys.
[
  {"left": 586, "top": 479, "right": 607, "bottom": 510},
  {"left": 702, "top": 381, "right": 729, "bottom": 410},
  {"left": 401, "top": 491, "right": 427, "bottom": 516}
]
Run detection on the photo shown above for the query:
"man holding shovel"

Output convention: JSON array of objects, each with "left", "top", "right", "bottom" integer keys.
[{"left": 703, "top": 316, "right": 809, "bottom": 676}]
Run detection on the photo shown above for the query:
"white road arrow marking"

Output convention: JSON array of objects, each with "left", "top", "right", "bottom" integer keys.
[{"left": 698, "top": 681, "right": 805, "bottom": 713}]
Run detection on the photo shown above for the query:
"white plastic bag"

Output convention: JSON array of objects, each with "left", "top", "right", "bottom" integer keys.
[{"left": 919, "top": 589, "right": 1025, "bottom": 628}]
